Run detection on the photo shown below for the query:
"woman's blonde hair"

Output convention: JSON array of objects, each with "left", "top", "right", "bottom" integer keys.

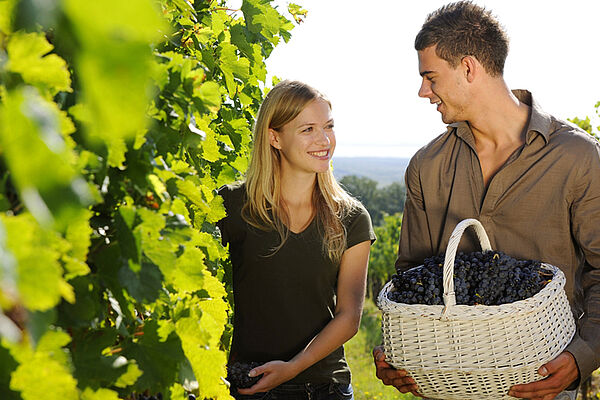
[{"left": 242, "top": 80, "right": 359, "bottom": 263}]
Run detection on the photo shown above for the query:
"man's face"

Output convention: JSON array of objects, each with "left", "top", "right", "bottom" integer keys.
[{"left": 417, "top": 45, "right": 468, "bottom": 124}]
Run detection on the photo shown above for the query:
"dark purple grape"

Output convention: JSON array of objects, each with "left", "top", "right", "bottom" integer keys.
[
  {"left": 388, "top": 251, "right": 549, "bottom": 306},
  {"left": 227, "top": 361, "right": 264, "bottom": 390}
]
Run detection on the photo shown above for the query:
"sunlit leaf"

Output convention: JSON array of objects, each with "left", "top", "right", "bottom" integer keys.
[
  {"left": 81, "top": 387, "right": 120, "bottom": 400},
  {"left": 114, "top": 361, "right": 143, "bottom": 388},
  {"left": 1, "top": 214, "right": 70, "bottom": 311},
  {"left": 6, "top": 32, "right": 71, "bottom": 95},
  {"left": 194, "top": 81, "right": 222, "bottom": 114},
  {"left": 9, "top": 331, "right": 78, "bottom": 400}
]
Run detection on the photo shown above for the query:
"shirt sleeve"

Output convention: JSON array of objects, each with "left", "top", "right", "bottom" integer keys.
[
  {"left": 216, "top": 185, "right": 231, "bottom": 246},
  {"left": 395, "top": 152, "right": 434, "bottom": 272},
  {"left": 564, "top": 139, "right": 600, "bottom": 381},
  {"left": 216, "top": 184, "right": 246, "bottom": 247},
  {"left": 346, "top": 203, "right": 376, "bottom": 249}
]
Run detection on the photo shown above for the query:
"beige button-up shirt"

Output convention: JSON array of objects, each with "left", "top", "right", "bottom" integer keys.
[{"left": 396, "top": 90, "right": 600, "bottom": 380}]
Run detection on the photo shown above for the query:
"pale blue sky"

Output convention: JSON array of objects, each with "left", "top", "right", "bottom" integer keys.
[{"left": 254, "top": 0, "right": 600, "bottom": 157}]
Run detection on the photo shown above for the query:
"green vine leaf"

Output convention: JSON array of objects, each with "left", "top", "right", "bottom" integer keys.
[{"left": 5, "top": 32, "right": 72, "bottom": 96}]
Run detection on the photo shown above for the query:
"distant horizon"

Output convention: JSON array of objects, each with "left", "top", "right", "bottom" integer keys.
[
  {"left": 332, "top": 157, "right": 410, "bottom": 186},
  {"left": 333, "top": 145, "right": 420, "bottom": 159}
]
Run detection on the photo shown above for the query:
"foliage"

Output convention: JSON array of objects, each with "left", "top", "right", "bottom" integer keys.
[
  {"left": 0, "top": 0, "right": 300, "bottom": 398},
  {"left": 339, "top": 175, "right": 404, "bottom": 298},
  {"left": 340, "top": 175, "right": 405, "bottom": 226},
  {"left": 569, "top": 101, "right": 600, "bottom": 141},
  {"left": 344, "top": 298, "right": 416, "bottom": 400},
  {"left": 367, "top": 214, "right": 402, "bottom": 299}
]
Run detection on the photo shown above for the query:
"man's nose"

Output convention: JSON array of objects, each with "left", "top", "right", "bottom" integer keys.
[{"left": 418, "top": 79, "right": 431, "bottom": 98}]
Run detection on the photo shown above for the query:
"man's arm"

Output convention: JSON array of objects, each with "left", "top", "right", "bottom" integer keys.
[
  {"left": 511, "top": 137, "right": 600, "bottom": 398},
  {"left": 395, "top": 153, "right": 432, "bottom": 272},
  {"left": 564, "top": 139, "right": 600, "bottom": 380}
]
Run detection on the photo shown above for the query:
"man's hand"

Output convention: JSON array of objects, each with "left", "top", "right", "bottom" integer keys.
[
  {"left": 373, "top": 345, "right": 422, "bottom": 397},
  {"left": 508, "top": 351, "right": 579, "bottom": 400}
]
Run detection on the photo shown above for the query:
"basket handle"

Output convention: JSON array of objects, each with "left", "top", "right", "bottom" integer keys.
[{"left": 442, "top": 219, "right": 492, "bottom": 316}]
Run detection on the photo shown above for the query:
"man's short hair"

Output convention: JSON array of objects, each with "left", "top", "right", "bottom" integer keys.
[{"left": 415, "top": 1, "right": 509, "bottom": 77}]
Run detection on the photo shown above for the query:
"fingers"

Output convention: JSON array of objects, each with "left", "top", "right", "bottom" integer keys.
[
  {"left": 373, "top": 345, "right": 385, "bottom": 361},
  {"left": 248, "top": 364, "right": 265, "bottom": 378},
  {"left": 374, "top": 366, "right": 419, "bottom": 394},
  {"left": 237, "top": 377, "right": 266, "bottom": 395},
  {"left": 509, "top": 352, "right": 579, "bottom": 399},
  {"left": 372, "top": 346, "right": 421, "bottom": 395},
  {"left": 237, "top": 362, "right": 272, "bottom": 395},
  {"left": 541, "top": 352, "right": 577, "bottom": 377}
]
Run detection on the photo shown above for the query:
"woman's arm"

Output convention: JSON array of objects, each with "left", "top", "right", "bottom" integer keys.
[{"left": 238, "top": 240, "right": 372, "bottom": 395}]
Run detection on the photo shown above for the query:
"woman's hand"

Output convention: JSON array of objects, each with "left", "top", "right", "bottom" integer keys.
[{"left": 237, "top": 360, "right": 300, "bottom": 395}]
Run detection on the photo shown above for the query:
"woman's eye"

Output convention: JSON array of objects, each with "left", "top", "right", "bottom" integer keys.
[
  {"left": 303, "top": 127, "right": 313, "bottom": 133},
  {"left": 326, "top": 124, "right": 334, "bottom": 130}
]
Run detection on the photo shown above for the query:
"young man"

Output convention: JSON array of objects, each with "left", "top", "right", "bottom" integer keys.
[{"left": 373, "top": 2, "right": 600, "bottom": 400}]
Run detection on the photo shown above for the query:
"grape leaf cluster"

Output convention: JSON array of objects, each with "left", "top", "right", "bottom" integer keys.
[
  {"left": 227, "top": 361, "right": 264, "bottom": 390},
  {"left": 387, "top": 251, "right": 553, "bottom": 306}
]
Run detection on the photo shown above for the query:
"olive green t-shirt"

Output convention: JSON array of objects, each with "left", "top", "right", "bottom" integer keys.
[{"left": 218, "top": 184, "right": 375, "bottom": 384}]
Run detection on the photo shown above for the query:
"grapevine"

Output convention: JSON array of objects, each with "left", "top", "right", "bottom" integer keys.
[{"left": 0, "top": 0, "right": 302, "bottom": 398}]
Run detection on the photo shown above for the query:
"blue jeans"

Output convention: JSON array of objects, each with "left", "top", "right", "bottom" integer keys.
[{"left": 232, "top": 382, "right": 354, "bottom": 400}]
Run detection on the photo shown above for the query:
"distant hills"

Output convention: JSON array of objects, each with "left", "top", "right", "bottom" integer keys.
[{"left": 332, "top": 157, "right": 410, "bottom": 187}]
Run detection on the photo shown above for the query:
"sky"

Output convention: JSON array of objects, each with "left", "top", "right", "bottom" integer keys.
[{"left": 255, "top": 0, "right": 600, "bottom": 158}]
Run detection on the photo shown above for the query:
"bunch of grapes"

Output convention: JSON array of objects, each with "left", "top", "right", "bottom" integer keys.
[
  {"left": 128, "top": 393, "right": 163, "bottom": 400},
  {"left": 387, "top": 250, "right": 553, "bottom": 306},
  {"left": 227, "top": 361, "right": 264, "bottom": 390}
]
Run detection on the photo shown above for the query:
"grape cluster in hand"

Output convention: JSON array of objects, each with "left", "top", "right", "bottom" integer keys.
[
  {"left": 388, "top": 251, "right": 552, "bottom": 306},
  {"left": 227, "top": 361, "right": 264, "bottom": 390},
  {"left": 130, "top": 393, "right": 162, "bottom": 400}
]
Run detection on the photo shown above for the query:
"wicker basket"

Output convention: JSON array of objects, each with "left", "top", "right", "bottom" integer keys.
[{"left": 377, "top": 219, "right": 576, "bottom": 400}]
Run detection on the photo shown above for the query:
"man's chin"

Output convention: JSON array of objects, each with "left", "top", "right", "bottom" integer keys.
[
  {"left": 440, "top": 113, "right": 460, "bottom": 125},
  {"left": 441, "top": 115, "right": 452, "bottom": 124}
]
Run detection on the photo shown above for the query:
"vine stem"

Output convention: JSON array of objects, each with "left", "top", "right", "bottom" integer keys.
[{"left": 212, "top": 7, "right": 240, "bottom": 12}]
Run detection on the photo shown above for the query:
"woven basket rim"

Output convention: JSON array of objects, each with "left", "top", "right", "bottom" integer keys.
[
  {"left": 401, "top": 363, "right": 548, "bottom": 373},
  {"left": 377, "top": 262, "right": 565, "bottom": 320}
]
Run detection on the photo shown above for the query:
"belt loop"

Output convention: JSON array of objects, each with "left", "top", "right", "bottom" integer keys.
[
  {"left": 328, "top": 382, "right": 335, "bottom": 394},
  {"left": 305, "top": 382, "right": 312, "bottom": 400}
]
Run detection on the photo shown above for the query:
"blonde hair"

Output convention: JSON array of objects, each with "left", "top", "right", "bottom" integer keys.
[{"left": 242, "top": 80, "right": 359, "bottom": 263}]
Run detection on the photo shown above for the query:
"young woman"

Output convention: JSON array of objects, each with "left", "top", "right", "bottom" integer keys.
[{"left": 218, "top": 80, "right": 375, "bottom": 400}]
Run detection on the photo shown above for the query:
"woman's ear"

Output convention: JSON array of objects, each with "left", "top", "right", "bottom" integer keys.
[{"left": 269, "top": 128, "right": 282, "bottom": 149}]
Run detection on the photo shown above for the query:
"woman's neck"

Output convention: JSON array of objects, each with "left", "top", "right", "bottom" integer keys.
[
  {"left": 279, "top": 170, "right": 317, "bottom": 207},
  {"left": 279, "top": 171, "right": 317, "bottom": 233}
]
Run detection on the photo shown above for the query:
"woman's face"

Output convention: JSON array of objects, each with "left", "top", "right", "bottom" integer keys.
[{"left": 269, "top": 98, "right": 335, "bottom": 176}]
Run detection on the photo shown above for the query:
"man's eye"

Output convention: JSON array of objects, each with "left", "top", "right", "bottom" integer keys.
[
  {"left": 326, "top": 124, "right": 334, "bottom": 130},
  {"left": 303, "top": 127, "right": 313, "bottom": 132}
]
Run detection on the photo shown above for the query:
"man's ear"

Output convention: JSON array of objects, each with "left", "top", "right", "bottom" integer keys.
[
  {"left": 461, "top": 55, "right": 478, "bottom": 83},
  {"left": 269, "top": 128, "right": 282, "bottom": 149}
]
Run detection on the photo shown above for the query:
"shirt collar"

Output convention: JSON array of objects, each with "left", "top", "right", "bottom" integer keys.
[{"left": 449, "top": 90, "right": 553, "bottom": 146}]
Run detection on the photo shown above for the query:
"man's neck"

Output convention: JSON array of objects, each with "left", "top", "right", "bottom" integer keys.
[
  {"left": 466, "top": 81, "right": 529, "bottom": 143},
  {"left": 465, "top": 82, "right": 532, "bottom": 187}
]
